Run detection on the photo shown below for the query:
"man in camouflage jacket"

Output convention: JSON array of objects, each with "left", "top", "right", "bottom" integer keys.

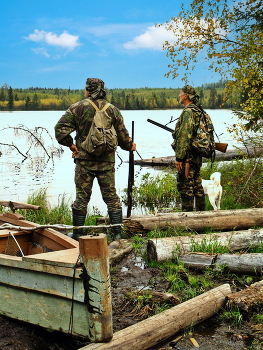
[
  {"left": 55, "top": 78, "right": 136, "bottom": 240},
  {"left": 172, "top": 85, "right": 205, "bottom": 212}
]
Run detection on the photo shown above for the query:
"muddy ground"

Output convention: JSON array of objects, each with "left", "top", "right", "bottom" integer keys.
[{"left": 1, "top": 252, "right": 263, "bottom": 350}]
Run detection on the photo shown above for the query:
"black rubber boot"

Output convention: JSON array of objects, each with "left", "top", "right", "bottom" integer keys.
[
  {"left": 181, "top": 196, "right": 194, "bottom": 212},
  {"left": 195, "top": 195, "right": 206, "bottom": 211},
  {"left": 72, "top": 212, "right": 86, "bottom": 241},
  {"left": 108, "top": 209, "right": 123, "bottom": 240}
]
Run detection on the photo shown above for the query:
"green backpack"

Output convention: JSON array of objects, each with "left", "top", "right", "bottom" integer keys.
[
  {"left": 190, "top": 106, "right": 216, "bottom": 159},
  {"left": 81, "top": 100, "right": 118, "bottom": 156}
]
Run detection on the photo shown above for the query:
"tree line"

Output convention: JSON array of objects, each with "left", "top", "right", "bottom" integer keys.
[{"left": 0, "top": 80, "right": 242, "bottom": 111}]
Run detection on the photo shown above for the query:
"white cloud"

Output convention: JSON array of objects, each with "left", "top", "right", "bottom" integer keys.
[
  {"left": 32, "top": 47, "right": 50, "bottom": 57},
  {"left": 124, "top": 25, "right": 176, "bottom": 51},
  {"left": 25, "top": 29, "right": 81, "bottom": 51}
]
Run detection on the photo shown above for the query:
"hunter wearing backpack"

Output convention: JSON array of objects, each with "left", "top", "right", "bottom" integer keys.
[
  {"left": 55, "top": 78, "right": 136, "bottom": 240},
  {"left": 172, "top": 85, "right": 206, "bottom": 212}
]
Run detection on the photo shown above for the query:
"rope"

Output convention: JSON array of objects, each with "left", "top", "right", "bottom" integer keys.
[
  {"left": 68, "top": 254, "right": 81, "bottom": 337},
  {"left": 0, "top": 223, "right": 122, "bottom": 231}
]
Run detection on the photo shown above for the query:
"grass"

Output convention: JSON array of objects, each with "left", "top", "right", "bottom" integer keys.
[{"left": 122, "top": 156, "right": 263, "bottom": 212}]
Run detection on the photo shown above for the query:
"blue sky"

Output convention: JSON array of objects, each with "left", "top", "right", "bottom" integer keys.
[{"left": 1, "top": 0, "right": 219, "bottom": 89}]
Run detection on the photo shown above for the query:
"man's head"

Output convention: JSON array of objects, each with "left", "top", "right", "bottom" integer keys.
[
  {"left": 179, "top": 85, "right": 199, "bottom": 106},
  {"left": 85, "top": 78, "right": 106, "bottom": 99}
]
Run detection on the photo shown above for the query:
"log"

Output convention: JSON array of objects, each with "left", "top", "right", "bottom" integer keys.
[
  {"left": 97, "top": 208, "right": 263, "bottom": 233},
  {"left": 178, "top": 253, "right": 263, "bottom": 275},
  {"left": 227, "top": 280, "right": 263, "bottom": 313},
  {"left": 79, "top": 283, "right": 231, "bottom": 350},
  {"left": 134, "top": 147, "right": 263, "bottom": 166},
  {"left": 147, "top": 228, "right": 263, "bottom": 262},
  {"left": 0, "top": 201, "right": 41, "bottom": 211},
  {"left": 108, "top": 239, "right": 133, "bottom": 265}
]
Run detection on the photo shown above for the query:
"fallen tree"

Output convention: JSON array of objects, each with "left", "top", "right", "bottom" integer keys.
[
  {"left": 97, "top": 208, "right": 263, "bottom": 233},
  {"left": 79, "top": 283, "right": 231, "bottom": 350},
  {"left": 147, "top": 229, "right": 263, "bottom": 262},
  {"left": 133, "top": 147, "right": 263, "bottom": 166},
  {"left": 177, "top": 252, "right": 263, "bottom": 275}
]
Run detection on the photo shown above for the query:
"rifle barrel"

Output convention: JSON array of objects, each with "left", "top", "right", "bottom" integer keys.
[{"left": 147, "top": 119, "right": 173, "bottom": 133}]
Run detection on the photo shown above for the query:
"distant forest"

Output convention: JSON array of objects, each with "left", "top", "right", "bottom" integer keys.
[{"left": 0, "top": 80, "right": 242, "bottom": 111}]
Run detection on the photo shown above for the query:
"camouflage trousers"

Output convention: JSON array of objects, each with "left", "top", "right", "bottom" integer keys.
[
  {"left": 72, "top": 160, "right": 122, "bottom": 215},
  {"left": 177, "top": 159, "right": 204, "bottom": 199}
]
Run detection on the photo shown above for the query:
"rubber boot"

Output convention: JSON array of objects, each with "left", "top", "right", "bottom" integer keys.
[
  {"left": 108, "top": 209, "right": 123, "bottom": 240},
  {"left": 72, "top": 212, "right": 86, "bottom": 241},
  {"left": 195, "top": 195, "right": 206, "bottom": 211},
  {"left": 181, "top": 196, "right": 194, "bottom": 212}
]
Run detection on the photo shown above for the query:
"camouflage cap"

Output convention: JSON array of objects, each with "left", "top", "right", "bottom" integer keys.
[
  {"left": 182, "top": 85, "right": 199, "bottom": 104},
  {"left": 86, "top": 78, "right": 106, "bottom": 99}
]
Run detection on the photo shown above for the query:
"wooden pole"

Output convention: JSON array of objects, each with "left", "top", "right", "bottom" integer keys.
[
  {"left": 79, "top": 234, "right": 113, "bottom": 343},
  {"left": 78, "top": 283, "right": 231, "bottom": 350}
]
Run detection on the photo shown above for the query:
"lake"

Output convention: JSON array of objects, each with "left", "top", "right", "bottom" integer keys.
[{"left": 0, "top": 109, "right": 238, "bottom": 216}]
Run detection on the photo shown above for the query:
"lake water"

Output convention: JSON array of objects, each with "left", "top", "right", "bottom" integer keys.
[{"left": 0, "top": 109, "right": 238, "bottom": 216}]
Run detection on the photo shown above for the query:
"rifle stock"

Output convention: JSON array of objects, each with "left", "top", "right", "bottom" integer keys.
[
  {"left": 147, "top": 118, "right": 228, "bottom": 154},
  {"left": 215, "top": 142, "right": 228, "bottom": 153}
]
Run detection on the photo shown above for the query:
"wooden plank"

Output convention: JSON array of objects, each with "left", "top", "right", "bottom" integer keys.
[
  {"left": 79, "top": 234, "right": 113, "bottom": 342},
  {"left": 0, "top": 284, "right": 91, "bottom": 338},
  {"left": 23, "top": 248, "right": 80, "bottom": 268},
  {"left": 0, "top": 263, "right": 84, "bottom": 301},
  {"left": 0, "top": 201, "right": 40, "bottom": 210},
  {"left": 0, "top": 214, "right": 78, "bottom": 249},
  {"left": 0, "top": 253, "right": 82, "bottom": 278}
]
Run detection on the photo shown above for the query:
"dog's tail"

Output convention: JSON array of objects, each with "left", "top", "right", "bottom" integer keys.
[{"left": 210, "top": 172, "right": 221, "bottom": 186}]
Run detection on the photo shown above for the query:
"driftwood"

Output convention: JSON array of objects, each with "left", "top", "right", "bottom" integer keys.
[
  {"left": 227, "top": 280, "right": 263, "bottom": 313},
  {"left": 178, "top": 253, "right": 263, "bottom": 275},
  {"left": 108, "top": 240, "right": 133, "bottom": 265},
  {"left": 134, "top": 146, "right": 263, "bottom": 166},
  {"left": 147, "top": 229, "right": 263, "bottom": 262},
  {"left": 79, "top": 283, "right": 231, "bottom": 350},
  {"left": 99, "top": 208, "right": 263, "bottom": 233}
]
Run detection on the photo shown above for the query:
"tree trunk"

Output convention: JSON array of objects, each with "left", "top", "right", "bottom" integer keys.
[
  {"left": 79, "top": 284, "right": 231, "bottom": 350},
  {"left": 147, "top": 229, "right": 263, "bottom": 262},
  {"left": 97, "top": 208, "right": 263, "bottom": 233},
  {"left": 177, "top": 253, "right": 263, "bottom": 275}
]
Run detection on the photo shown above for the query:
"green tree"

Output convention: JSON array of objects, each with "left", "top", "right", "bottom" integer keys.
[
  {"left": 8, "top": 86, "right": 14, "bottom": 110},
  {"left": 160, "top": 0, "right": 263, "bottom": 130}
]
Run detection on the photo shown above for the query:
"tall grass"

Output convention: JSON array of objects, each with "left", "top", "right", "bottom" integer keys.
[
  {"left": 16, "top": 188, "right": 98, "bottom": 227},
  {"left": 123, "top": 157, "right": 263, "bottom": 212}
]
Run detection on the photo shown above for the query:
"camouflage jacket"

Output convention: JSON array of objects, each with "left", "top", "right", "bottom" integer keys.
[
  {"left": 172, "top": 103, "right": 202, "bottom": 161},
  {"left": 54, "top": 98, "right": 133, "bottom": 162}
]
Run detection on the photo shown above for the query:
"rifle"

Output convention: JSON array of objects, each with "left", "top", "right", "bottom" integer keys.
[
  {"left": 127, "top": 121, "right": 134, "bottom": 218},
  {"left": 147, "top": 118, "right": 228, "bottom": 153}
]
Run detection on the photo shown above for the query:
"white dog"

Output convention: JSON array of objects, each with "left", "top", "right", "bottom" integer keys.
[{"left": 202, "top": 172, "right": 222, "bottom": 210}]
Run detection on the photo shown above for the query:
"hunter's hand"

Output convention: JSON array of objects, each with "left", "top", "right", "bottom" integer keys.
[
  {"left": 175, "top": 161, "right": 183, "bottom": 172},
  {"left": 69, "top": 144, "right": 79, "bottom": 158},
  {"left": 130, "top": 143, "right": 136, "bottom": 151}
]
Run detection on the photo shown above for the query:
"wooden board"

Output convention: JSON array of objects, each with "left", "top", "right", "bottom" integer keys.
[
  {"left": 0, "top": 284, "right": 90, "bottom": 338},
  {"left": 23, "top": 248, "right": 80, "bottom": 268}
]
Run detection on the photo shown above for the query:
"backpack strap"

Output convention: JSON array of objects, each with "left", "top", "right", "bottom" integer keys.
[{"left": 87, "top": 99, "right": 111, "bottom": 112}]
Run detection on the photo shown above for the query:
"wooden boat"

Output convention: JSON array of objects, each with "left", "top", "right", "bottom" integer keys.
[{"left": 0, "top": 201, "right": 112, "bottom": 343}]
